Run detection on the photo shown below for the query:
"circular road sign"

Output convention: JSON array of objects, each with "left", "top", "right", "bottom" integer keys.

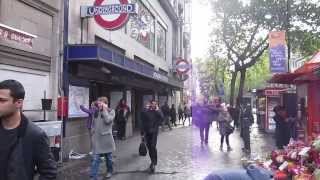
[
  {"left": 176, "top": 59, "right": 190, "bottom": 74},
  {"left": 94, "top": 0, "right": 131, "bottom": 30}
]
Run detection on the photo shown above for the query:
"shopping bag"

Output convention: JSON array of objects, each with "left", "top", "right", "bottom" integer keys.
[{"left": 139, "top": 141, "right": 147, "bottom": 156}]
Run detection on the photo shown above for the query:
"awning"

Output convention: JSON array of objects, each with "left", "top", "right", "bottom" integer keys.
[
  {"left": 294, "top": 50, "right": 320, "bottom": 74},
  {"left": 67, "top": 44, "right": 183, "bottom": 89},
  {"left": 268, "top": 72, "right": 303, "bottom": 84}
]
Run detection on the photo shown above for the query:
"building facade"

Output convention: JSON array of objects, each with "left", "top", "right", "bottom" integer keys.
[
  {"left": 0, "top": 0, "right": 63, "bottom": 121},
  {"left": 63, "top": 0, "right": 185, "bottom": 155}
]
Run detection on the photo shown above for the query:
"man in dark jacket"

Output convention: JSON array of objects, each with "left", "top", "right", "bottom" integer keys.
[
  {"left": 140, "top": 100, "right": 164, "bottom": 173},
  {"left": 0, "top": 79, "right": 57, "bottom": 180},
  {"left": 240, "top": 103, "right": 254, "bottom": 154},
  {"left": 273, "top": 105, "right": 290, "bottom": 149},
  {"left": 161, "top": 102, "right": 172, "bottom": 130}
]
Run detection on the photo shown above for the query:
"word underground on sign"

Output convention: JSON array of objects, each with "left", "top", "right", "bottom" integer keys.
[{"left": 81, "top": 4, "right": 137, "bottom": 18}]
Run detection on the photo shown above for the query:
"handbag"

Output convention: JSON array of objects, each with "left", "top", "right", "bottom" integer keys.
[
  {"left": 139, "top": 139, "right": 147, "bottom": 156},
  {"left": 226, "top": 123, "right": 235, "bottom": 135}
]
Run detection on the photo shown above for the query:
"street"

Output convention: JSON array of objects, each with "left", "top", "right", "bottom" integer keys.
[{"left": 57, "top": 122, "right": 275, "bottom": 180}]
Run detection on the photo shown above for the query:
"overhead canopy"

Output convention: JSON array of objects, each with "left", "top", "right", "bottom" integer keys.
[
  {"left": 294, "top": 50, "right": 320, "bottom": 74},
  {"left": 268, "top": 72, "right": 303, "bottom": 84}
]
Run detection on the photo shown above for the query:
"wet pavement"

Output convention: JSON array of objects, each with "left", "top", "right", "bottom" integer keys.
[{"left": 57, "top": 122, "right": 275, "bottom": 180}]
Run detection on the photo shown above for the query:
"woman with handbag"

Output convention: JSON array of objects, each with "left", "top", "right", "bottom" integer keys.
[{"left": 217, "top": 104, "right": 234, "bottom": 152}]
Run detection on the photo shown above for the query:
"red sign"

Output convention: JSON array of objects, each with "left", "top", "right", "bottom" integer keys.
[
  {"left": 82, "top": 0, "right": 135, "bottom": 30},
  {"left": 176, "top": 58, "right": 190, "bottom": 74},
  {"left": 264, "top": 90, "right": 280, "bottom": 96},
  {"left": 0, "top": 23, "right": 36, "bottom": 47}
]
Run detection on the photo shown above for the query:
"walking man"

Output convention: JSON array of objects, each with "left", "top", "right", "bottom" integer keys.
[
  {"left": 161, "top": 101, "right": 172, "bottom": 130},
  {"left": 178, "top": 104, "right": 184, "bottom": 124},
  {"left": 0, "top": 79, "right": 57, "bottom": 180},
  {"left": 140, "top": 100, "right": 164, "bottom": 173},
  {"left": 240, "top": 103, "right": 254, "bottom": 155},
  {"left": 170, "top": 104, "right": 177, "bottom": 126},
  {"left": 90, "top": 97, "right": 116, "bottom": 179}
]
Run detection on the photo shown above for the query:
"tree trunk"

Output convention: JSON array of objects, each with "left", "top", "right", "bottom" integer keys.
[
  {"left": 229, "top": 71, "right": 237, "bottom": 107},
  {"left": 236, "top": 68, "right": 247, "bottom": 109}
]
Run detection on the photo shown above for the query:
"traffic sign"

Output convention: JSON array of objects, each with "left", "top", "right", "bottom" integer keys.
[{"left": 175, "top": 59, "right": 190, "bottom": 74}]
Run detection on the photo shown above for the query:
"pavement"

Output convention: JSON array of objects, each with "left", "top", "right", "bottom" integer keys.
[{"left": 56, "top": 121, "right": 275, "bottom": 180}]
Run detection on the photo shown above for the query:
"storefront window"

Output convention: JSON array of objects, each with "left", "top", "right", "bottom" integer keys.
[
  {"left": 127, "top": 0, "right": 155, "bottom": 51},
  {"left": 156, "top": 22, "right": 166, "bottom": 60}
]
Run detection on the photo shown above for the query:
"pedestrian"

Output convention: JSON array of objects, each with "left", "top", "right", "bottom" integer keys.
[
  {"left": 178, "top": 104, "right": 184, "bottom": 124},
  {"left": 217, "top": 104, "right": 233, "bottom": 151},
  {"left": 115, "top": 98, "right": 130, "bottom": 140},
  {"left": 140, "top": 100, "right": 164, "bottom": 173},
  {"left": 273, "top": 105, "right": 290, "bottom": 149},
  {"left": 0, "top": 79, "right": 57, "bottom": 180},
  {"left": 183, "top": 104, "right": 191, "bottom": 126},
  {"left": 161, "top": 101, "right": 172, "bottom": 130},
  {"left": 90, "top": 96, "right": 116, "bottom": 179},
  {"left": 199, "top": 100, "right": 212, "bottom": 145},
  {"left": 240, "top": 103, "right": 254, "bottom": 154},
  {"left": 170, "top": 104, "right": 177, "bottom": 126},
  {"left": 80, "top": 100, "right": 98, "bottom": 153}
]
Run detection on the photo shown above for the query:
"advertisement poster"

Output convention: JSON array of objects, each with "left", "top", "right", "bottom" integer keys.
[
  {"left": 269, "top": 31, "right": 287, "bottom": 73},
  {"left": 267, "top": 97, "right": 281, "bottom": 132},
  {"left": 68, "top": 85, "right": 89, "bottom": 118}
]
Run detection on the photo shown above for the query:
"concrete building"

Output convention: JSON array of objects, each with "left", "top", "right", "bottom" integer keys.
[
  {"left": 0, "top": 0, "right": 63, "bottom": 121},
  {"left": 63, "top": 0, "right": 185, "bottom": 156}
]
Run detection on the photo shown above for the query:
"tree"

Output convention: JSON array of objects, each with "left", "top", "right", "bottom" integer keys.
[
  {"left": 210, "top": 0, "right": 287, "bottom": 108},
  {"left": 196, "top": 56, "right": 229, "bottom": 100},
  {"left": 209, "top": 0, "right": 320, "bottom": 107}
]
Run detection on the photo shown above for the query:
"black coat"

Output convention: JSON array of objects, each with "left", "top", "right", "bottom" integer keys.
[
  {"left": 140, "top": 109, "right": 164, "bottom": 134},
  {"left": 5, "top": 114, "right": 57, "bottom": 180},
  {"left": 274, "top": 114, "right": 290, "bottom": 148}
]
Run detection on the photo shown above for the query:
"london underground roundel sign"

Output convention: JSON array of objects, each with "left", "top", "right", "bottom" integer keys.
[
  {"left": 81, "top": 0, "right": 138, "bottom": 30},
  {"left": 176, "top": 59, "right": 190, "bottom": 74}
]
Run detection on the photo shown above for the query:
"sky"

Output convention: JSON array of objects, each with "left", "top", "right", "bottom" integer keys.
[{"left": 190, "top": 0, "right": 212, "bottom": 60}]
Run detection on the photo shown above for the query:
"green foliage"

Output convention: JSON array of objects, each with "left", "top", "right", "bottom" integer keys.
[
  {"left": 195, "top": 57, "right": 229, "bottom": 99},
  {"left": 245, "top": 53, "right": 270, "bottom": 91}
]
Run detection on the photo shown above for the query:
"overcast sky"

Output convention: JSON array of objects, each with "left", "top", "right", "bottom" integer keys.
[{"left": 190, "top": 0, "right": 212, "bottom": 60}]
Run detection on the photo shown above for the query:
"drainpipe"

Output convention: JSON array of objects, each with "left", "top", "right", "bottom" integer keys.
[{"left": 62, "top": 0, "right": 69, "bottom": 137}]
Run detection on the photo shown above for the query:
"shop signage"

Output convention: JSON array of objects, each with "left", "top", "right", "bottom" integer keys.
[
  {"left": 264, "top": 89, "right": 280, "bottom": 96},
  {"left": 269, "top": 31, "right": 287, "bottom": 73},
  {"left": 153, "top": 72, "right": 168, "bottom": 82},
  {"left": 175, "top": 58, "right": 190, "bottom": 74},
  {"left": 80, "top": 0, "right": 138, "bottom": 30},
  {"left": 0, "top": 23, "right": 37, "bottom": 47}
]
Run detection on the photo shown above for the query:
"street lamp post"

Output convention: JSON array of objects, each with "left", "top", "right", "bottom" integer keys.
[{"left": 286, "top": 0, "right": 291, "bottom": 72}]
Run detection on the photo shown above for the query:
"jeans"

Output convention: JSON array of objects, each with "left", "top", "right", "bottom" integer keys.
[
  {"left": 145, "top": 132, "right": 158, "bottom": 165},
  {"left": 90, "top": 153, "right": 113, "bottom": 180},
  {"left": 200, "top": 123, "right": 210, "bottom": 143}
]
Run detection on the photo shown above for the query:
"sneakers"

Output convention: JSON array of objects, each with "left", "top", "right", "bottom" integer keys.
[
  {"left": 219, "top": 146, "right": 223, "bottom": 151},
  {"left": 227, "top": 146, "right": 233, "bottom": 151},
  {"left": 105, "top": 172, "right": 112, "bottom": 179},
  {"left": 68, "top": 150, "right": 86, "bottom": 160}
]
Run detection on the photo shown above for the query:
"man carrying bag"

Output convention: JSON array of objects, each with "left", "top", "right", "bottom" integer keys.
[{"left": 140, "top": 100, "right": 164, "bottom": 173}]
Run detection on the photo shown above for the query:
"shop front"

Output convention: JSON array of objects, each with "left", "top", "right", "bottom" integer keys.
[
  {"left": 269, "top": 51, "right": 320, "bottom": 142},
  {"left": 62, "top": 44, "right": 183, "bottom": 154}
]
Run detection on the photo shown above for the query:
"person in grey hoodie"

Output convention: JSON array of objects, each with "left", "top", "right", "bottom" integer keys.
[{"left": 90, "top": 97, "right": 115, "bottom": 180}]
